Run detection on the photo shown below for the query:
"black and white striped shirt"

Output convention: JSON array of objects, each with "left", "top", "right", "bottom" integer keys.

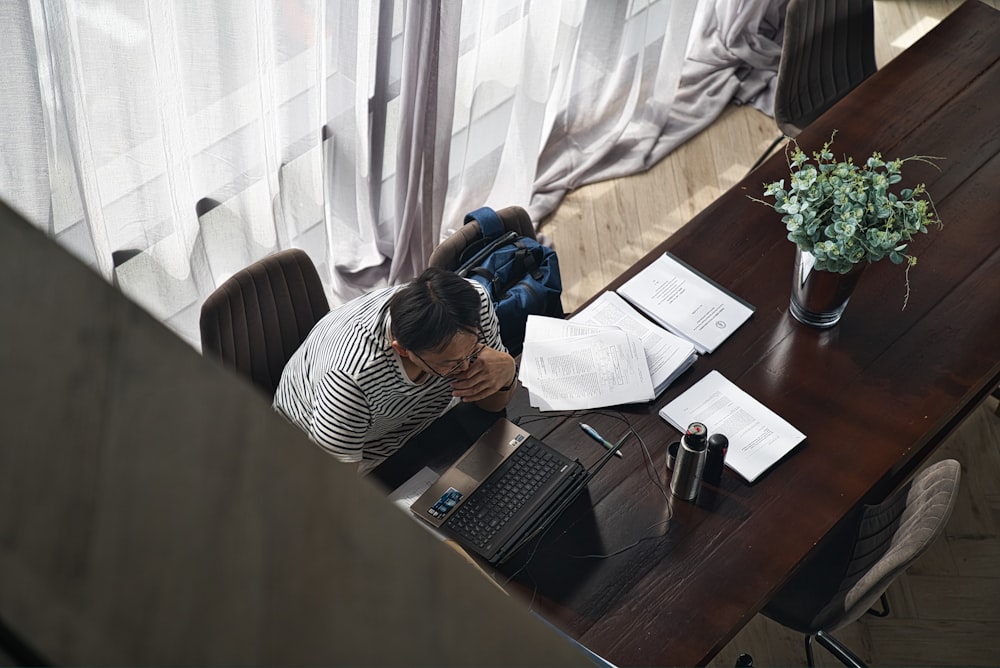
[{"left": 273, "top": 280, "right": 503, "bottom": 472}]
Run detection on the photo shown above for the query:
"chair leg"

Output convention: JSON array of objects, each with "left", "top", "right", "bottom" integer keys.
[
  {"left": 866, "top": 592, "right": 890, "bottom": 617},
  {"left": 805, "top": 634, "right": 817, "bottom": 667},
  {"left": 815, "top": 629, "right": 868, "bottom": 668}
]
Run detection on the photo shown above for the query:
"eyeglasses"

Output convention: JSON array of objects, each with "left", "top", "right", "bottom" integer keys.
[{"left": 412, "top": 332, "right": 486, "bottom": 379}]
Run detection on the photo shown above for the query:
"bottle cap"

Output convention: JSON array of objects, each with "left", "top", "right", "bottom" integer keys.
[
  {"left": 683, "top": 422, "right": 708, "bottom": 449},
  {"left": 708, "top": 433, "right": 729, "bottom": 453}
]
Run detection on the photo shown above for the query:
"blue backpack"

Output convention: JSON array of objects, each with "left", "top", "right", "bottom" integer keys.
[{"left": 456, "top": 207, "right": 563, "bottom": 356}]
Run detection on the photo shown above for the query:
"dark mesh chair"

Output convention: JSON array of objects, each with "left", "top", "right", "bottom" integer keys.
[
  {"left": 427, "top": 205, "right": 536, "bottom": 271},
  {"left": 199, "top": 248, "right": 330, "bottom": 398},
  {"left": 762, "top": 459, "right": 961, "bottom": 667},
  {"left": 750, "top": 0, "right": 877, "bottom": 171}
]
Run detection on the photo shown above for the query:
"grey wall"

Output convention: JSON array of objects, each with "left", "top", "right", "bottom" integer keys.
[{"left": 0, "top": 200, "right": 586, "bottom": 666}]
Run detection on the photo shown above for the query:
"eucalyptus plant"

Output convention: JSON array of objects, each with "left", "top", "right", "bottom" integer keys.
[{"left": 753, "top": 132, "right": 942, "bottom": 307}]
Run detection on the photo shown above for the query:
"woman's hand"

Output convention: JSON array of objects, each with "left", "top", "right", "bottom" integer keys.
[{"left": 449, "top": 346, "right": 517, "bottom": 405}]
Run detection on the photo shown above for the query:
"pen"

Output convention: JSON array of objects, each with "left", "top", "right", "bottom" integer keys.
[{"left": 579, "top": 422, "right": 625, "bottom": 458}]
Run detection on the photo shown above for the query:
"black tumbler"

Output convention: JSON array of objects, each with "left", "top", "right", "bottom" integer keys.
[{"left": 703, "top": 433, "right": 729, "bottom": 486}]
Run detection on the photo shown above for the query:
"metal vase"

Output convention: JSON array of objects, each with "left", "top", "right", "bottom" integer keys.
[{"left": 789, "top": 248, "right": 867, "bottom": 329}]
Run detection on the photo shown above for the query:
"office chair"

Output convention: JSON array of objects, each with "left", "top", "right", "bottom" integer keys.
[
  {"left": 199, "top": 248, "right": 330, "bottom": 398},
  {"left": 761, "top": 458, "right": 961, "bottom": 668},
  {"left": 749, "top": 0, "right": 877, "bottom": 172},
  {"left": 427, "top": 205, "right": 536, "bottom": 271}
]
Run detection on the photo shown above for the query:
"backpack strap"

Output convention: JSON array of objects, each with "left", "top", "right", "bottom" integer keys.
[
  {"left": 456, "top": 231, "right": 518, "bottom": 278},
  {"left": 466, "top": 241, "right": 543, "bottom": 298},
  {"left": 464, "top": 206, "right": 505, "bottom": 240},
  {"left": 515, "top": 240, "right": 543, "bottom": 280}
]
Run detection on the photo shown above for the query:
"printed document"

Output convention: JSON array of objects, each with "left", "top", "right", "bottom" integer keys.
[
  {"left": 572, "top": 291, "right": 697, "bottom": 396},
  {"left": 659, "top": 370, "right": 805, "bottom": 482},
  {"left": 388, "top": 467, "right": 446, "bottom": 540},
  {"left": 617, "top": 252, "right": 754, "bottom": 354},
  {"left": 519, "top": 315, "right": 655, "bottom": 411}
]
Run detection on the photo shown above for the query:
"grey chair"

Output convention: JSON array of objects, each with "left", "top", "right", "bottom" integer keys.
[
  {"left": 761, "top": 458, "right": 961, "bottom": 667},
  {"left": 199, "top": 248, "right": 330, "bottom": 398},
  {"left": 750, "top": 0, "right": 877, "bottom": 172}
]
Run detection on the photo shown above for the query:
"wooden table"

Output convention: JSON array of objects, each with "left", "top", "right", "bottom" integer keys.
[{"left": 492, "top": 2, "right": 1000, "bottom": 665}]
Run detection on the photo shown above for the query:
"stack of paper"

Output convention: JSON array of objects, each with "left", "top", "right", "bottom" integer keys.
[
  {"left": 617, "top": 252, "right": 755, "bottom": 354},
  {"left": 517, "top": 251, "right": 755, "bottom": 412},
  {"left": 658, "top": 370, "right": 806, "bottom": 483},
  {"left": 518, "top": 315, "right": 655, "bottom": 411},
  {"left": 572, "top": 291, "right": 697, "bottom": 396}
]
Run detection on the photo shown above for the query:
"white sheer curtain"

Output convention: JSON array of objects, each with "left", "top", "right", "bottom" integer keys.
[
  {"left": 443, "top": 0, "right": 701, "bottom": 227},
  {"left": 0, "top": 0, "right": 783, "bottom": 348},
  {"left": 440, "top": 0, "right": 785, "bottom": 232}
]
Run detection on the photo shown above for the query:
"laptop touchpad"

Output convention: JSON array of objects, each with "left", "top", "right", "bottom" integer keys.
[{"left": 457, "top": 446, "right": 504, "bottom": 478}]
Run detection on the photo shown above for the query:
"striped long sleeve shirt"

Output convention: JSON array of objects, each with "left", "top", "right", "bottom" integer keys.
[{"left": 273, "top": 280, "right": 503, "bottom": 472}]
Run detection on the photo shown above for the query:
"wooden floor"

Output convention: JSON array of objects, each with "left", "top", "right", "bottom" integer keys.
[{"left": 540, "top": 1, "right": 1000, "bottom": 665}]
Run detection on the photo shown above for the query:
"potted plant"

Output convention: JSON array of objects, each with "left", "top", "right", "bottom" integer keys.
[{"left": 753, "top": 132, "right": 942, "bottom": 328}]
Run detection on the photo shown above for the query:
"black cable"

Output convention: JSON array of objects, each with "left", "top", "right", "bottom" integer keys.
[
  {"left": 562, "top": 410, "right": 674, "bottom": 560},
  {"left": 498, "top": 410, "right": 676, "bottom": 594},
  {"left": 567, "top": 517, "right": 672, "bottom": 560},
  {"left": 594, "top": 409, "right": 672, "bottom": 504}
]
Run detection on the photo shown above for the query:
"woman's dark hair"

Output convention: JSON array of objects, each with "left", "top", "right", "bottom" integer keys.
[{"left": 390, "top": 267, "right": 481, "bottom": 353}]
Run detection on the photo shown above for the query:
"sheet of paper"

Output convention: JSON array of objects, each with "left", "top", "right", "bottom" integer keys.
[
  {"left": 617, "top": 252, "right": 754, "bottom": 354},
  {"left": 572, "top": 291, "right": 697, "bottom": 395},
  {"left": 659, "top": 370, "right": 805, "bottom": 483},
  {"left": 388, "top": 467, "right": 447, "bottom": 540},
  {"left": 524, "top": 312, "right": 605, "bottom": 340},
  {"left": 388, "top": 466, "right": 439, "bottom": 510},
  {"left": 519, "top": 316, "right": 655, "bottom": 411}
]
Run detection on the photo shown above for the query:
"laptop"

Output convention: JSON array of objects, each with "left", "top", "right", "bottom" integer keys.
[{"left": 410, "top": 418, "right": 625, "bottom": 565}]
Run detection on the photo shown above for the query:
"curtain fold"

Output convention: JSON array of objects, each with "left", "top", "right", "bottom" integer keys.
[
  {"left": 0, "top": 0, "right": 784, "bottom": 348},
  {"left": 390, "top": 0, "right": 460, "bottom": 285},
  {"left": 527, "top": 0, "right": 785, "bottom": 219},
  {"left": 528, "top": 0, "right": 701, "bottom": 218},
  {"left": 2, "top": 0, "right": 51, "bottom": 237}
]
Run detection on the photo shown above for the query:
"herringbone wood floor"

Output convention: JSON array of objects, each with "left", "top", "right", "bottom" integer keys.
[{"left": 541, "top": 1, "right": 1000, "bottom": 664}]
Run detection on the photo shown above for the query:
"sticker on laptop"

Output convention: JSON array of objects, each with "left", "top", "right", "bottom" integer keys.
[{"left": 428, "top": 487, "right": 463, "bottom": 518}]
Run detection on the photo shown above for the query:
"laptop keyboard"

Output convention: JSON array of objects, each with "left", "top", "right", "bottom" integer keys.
[{"left": 444, "top": 440, "right": 561, "bottom": 549}]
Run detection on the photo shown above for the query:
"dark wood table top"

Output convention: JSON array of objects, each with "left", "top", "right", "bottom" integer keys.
[{"left": 492, "top": 2, "right": 1000, "bottom": 665}]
